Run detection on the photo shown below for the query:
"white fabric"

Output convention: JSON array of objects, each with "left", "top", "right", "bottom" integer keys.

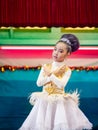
[
  {"left": 19, "top": 61, "right": 93, "bottom": 130},
  {"left": 37, "top": 61, "right": 71, "bottom": 88}
]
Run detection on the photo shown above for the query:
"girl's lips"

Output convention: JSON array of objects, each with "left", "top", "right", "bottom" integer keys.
[{"left": 53, "top": 56, "right": 57, "bottom": 59}]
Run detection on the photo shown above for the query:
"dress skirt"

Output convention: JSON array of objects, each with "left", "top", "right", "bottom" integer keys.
[{"left": 19, "top": 91, "right": 93, "bottom": 130}]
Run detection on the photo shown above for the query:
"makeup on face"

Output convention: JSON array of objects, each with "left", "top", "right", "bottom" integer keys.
[{"left": 52, "top": 42, "right": 70, "bottom": 62}]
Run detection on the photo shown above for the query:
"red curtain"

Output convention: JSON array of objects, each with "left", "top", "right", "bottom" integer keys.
[{"left": 0, "top": 0, "right": 98, "bottom": 27}]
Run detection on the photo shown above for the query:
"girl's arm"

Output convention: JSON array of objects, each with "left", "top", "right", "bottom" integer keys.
[
  {"left": 36, "top": 67, "right": 51, "bottom": 87},
  {"left": 37, "top": 65, "right": 71, "bottom": 88},
  {"left": 49, "top": 69, "right": 71, "bottom": 88}
]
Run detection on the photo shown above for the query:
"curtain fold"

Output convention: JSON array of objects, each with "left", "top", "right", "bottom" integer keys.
[{"left": 0, "top": 0, "right": 98, "bottom": 27}]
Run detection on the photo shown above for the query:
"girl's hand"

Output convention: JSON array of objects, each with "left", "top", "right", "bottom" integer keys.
[{"left": 43, "top": 65, "right": 52, "bottom": 77}]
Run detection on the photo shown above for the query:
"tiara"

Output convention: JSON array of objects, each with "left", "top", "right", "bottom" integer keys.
[{"left": 60, "top": 38, "right": 71, "bottom": 46}]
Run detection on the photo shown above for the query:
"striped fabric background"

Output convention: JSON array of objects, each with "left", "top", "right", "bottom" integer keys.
[{"left": 0, "top": 27, "right": 98, "bottom": 66}]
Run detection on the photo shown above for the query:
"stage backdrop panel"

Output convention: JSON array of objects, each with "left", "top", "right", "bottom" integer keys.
[{"left": 0, "top": 69, "right": 98, "bottom": 130}]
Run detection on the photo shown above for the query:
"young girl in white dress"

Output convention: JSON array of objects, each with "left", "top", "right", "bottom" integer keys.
[{"left": 19, "top": 34, "right": 93, "bottom": 130}]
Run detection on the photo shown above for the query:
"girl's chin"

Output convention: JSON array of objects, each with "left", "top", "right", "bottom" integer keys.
[
  {"left": 53, "top": 58, "right": 60, "bottom": 62},
  {"left": 53, "top": 58, "right": 64, "bottom": 62},
  {"left": 53, "top": 58, "right": 58, "bottom": 61}
]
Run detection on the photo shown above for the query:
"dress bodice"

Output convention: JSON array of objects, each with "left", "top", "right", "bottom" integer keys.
[
  {"left": 36, "top": 61, "right": 71, "bottom": 93},
  {"left": 43, "top": 62, "right": 70, "bottom": 95}
]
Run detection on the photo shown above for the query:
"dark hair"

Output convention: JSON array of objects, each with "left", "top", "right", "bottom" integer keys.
[{"left": 58, "top": 34, "right": 80, "bottom": 53}]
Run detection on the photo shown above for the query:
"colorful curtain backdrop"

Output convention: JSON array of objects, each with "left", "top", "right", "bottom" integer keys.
[
  {"left": 0, "top": 0, "right": 98, "bottom": 27},
  {"left": 0, "top": 69, "right": 98, "bottom": 129}
]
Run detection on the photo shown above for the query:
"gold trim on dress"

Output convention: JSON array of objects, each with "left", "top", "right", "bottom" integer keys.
[{"left": 43, "top": 63, "right": 70, "bottom": 95}]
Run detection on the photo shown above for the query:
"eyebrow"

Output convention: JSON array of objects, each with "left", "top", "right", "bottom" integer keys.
[
  {"left": 59, "top": 48, "right": 65, "bottom": 50},
  {"left": 54, "top": 46, "right": 65, "bottom": 51}
]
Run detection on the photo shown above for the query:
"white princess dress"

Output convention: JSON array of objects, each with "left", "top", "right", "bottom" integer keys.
[{"left": 19, "top": 61, "right": 93, "bottom": 130}]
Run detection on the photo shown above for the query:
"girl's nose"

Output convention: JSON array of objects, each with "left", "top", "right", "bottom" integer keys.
[
  {"left": 55, "top": 50, "right": 58, "bottom": 54},
  {"left": 55, "top": 52, "right": 58, "bottom": 56}
]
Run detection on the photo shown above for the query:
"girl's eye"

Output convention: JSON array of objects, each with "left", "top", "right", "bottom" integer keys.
[
  {"left": 54, "top": 48, "right": 57, "bottom": 51},
  {"left": 59, "top": 50, "right": 63, "bottom": 53}
]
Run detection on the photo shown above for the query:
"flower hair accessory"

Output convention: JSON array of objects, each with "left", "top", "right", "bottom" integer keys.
[{"left": 60, "top": 38, "right": 71, "bottom": 46}]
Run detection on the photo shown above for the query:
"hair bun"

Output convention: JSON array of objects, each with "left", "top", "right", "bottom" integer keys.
[{"left": 60, "top": 34, "right": 80, "bottom": 52}]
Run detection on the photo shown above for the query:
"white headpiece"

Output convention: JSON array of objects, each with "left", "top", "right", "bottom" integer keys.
[{"left": 60, "top": 38, "right": 71, "bottom": 46}]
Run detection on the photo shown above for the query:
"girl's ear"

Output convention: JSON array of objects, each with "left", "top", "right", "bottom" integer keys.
[{"left": 67, "top": 52, "right": 71, "bottom": 56}]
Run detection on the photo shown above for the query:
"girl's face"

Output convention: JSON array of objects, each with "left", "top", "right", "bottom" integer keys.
[{"left": 52, "top": 42, "right": 70, "bottom": 62}]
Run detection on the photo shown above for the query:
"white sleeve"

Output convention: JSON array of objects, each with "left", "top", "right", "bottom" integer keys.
[
  {"left": 36, "top": 67, "right": 51, "bottom": 87},
  {"left": 49, "top": 69, "right": 71, "bottom": 88}
]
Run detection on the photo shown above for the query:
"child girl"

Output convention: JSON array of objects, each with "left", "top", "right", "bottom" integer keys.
[{"left": 19, "top": 34, "right": 93, "bottom": 130}]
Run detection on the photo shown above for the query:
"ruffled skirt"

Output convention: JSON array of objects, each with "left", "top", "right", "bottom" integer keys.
[{"left": 19, "top": 91, "right": 93, "bottom": 130}]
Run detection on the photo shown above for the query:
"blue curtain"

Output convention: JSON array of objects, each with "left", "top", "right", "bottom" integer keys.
[{"left": 0, "top": 70, "right": 98, "bottom": 130}]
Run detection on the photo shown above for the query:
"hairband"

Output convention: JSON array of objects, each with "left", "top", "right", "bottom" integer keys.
[{"left": 60, "top": 38, "right": 71, "bottom": 46}]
